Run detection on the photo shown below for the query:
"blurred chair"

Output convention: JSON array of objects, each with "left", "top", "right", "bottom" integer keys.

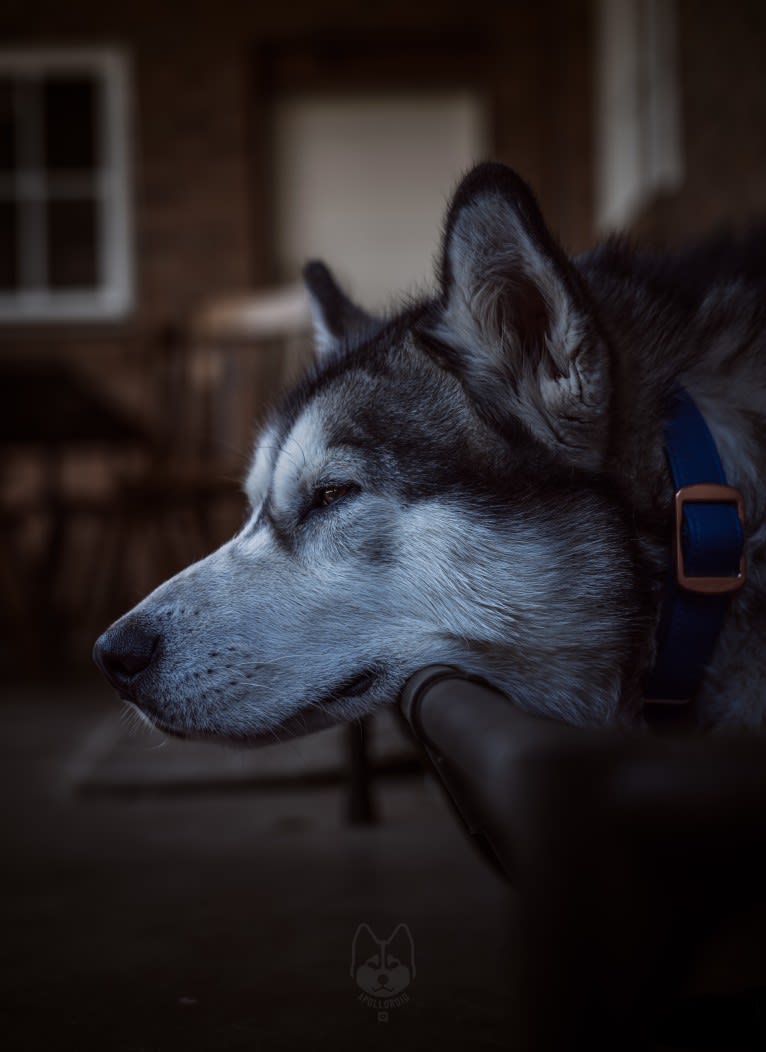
[
  {"left": 0, "top": 357, "right": 151, "bottom": 673},
  {"left": 158, "top": 284, "right": 312, "bottom": 473},
  {"left": 0, "top": 287, "right": 313, "bottom": 677},
  {"left": 95, "top": 285, "right": 314, "bottom": 620}
]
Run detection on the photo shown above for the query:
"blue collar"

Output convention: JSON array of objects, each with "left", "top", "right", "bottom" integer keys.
[{"left": 643, "top": 387, "right": 746, "bottom": 705}]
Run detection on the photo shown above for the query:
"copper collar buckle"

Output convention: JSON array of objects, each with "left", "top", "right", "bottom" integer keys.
[{"left": 674, "top": 484, "right": 746, "bottom": 594}]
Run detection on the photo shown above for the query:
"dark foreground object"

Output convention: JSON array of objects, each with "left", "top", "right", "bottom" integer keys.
[{"left": 400, "top": 667, "right": 766, "bottom": 1051}]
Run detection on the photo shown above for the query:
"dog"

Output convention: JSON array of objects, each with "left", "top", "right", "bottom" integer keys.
[
  {"left": 93, "top": 162, "right": 766, "bottom": 735},
  {"left": 351, "top": 923, "right": 415, "bottom": 999}
]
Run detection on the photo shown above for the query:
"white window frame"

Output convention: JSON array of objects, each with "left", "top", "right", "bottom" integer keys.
[
  {"left": 0, "top": 48, "right": 133, "bottom": 323},
  {"left": 595, "top": 0, "right": 683, "bottom": 232}
]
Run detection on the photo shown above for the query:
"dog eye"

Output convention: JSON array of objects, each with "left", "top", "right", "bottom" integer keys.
[{"left": 315, "top": 484, "right": 354, "bottom": 508}]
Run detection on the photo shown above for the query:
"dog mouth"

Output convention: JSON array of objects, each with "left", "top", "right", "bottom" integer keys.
[
  {"left": 130, "top": 665, "right": 386, "bottom": 744},
  {"left": 262, "top": 665, "right": 385, "bottom": 741},
  {"left": 234, "top": 665, "right": 386, "bottom": 744},
  {"left": 320, "top": 667, "right": 381, "bottom": 705}
]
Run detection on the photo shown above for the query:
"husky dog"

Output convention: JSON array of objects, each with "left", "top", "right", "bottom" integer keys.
[
  {"left": 94, "top": 163, "right": 766, "bottom": 735},
  {"left": 351, "top": 923, "right": 415, "bottom": 998}
]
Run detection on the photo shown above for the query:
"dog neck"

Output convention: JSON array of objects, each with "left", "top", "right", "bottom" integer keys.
[{"left": 643, "top": 387, "right": 746, "bottom": 707}]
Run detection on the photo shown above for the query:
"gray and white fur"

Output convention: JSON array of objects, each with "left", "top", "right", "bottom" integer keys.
[{"left": 94, "top": 163, "right": 766, "bottom": 737}]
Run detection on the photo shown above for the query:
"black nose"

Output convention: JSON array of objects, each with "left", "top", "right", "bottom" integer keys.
[{"left": 93, "top": 618, "right": 160, "bottom": 698}]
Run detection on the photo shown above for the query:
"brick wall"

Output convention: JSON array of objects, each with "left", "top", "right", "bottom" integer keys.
[{"left": 634, "top": 0, "right": 766, "bottom": 245}]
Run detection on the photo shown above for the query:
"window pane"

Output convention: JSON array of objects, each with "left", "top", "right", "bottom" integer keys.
[
  {"left": 43, "top": 76, "right": 98, "bottom": 172},
  {"left": 0, "top": 199, "right": 18, "bottom": 289},
  {"left": 0, "top": 78, "right": 14, "bottom": 172},
  {"left": 46, "top": 197, "right": 98, "bottom": 288}
]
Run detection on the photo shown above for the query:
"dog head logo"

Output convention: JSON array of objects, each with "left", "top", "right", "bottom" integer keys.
[{"left": 351, "top": 923, "right": 415, "bottom": 998}]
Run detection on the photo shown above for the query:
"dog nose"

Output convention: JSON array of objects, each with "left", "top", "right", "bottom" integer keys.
[{"left": 93, "top": 619, "right": 160, "bottom": 697}]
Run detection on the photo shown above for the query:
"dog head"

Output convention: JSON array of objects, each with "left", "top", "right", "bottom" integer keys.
[
  {"left": 94, "top": 163, "right": 651, "bottom": 740},
  {"left": 351, "top": 923, "right": 415, "bottom": 998}
]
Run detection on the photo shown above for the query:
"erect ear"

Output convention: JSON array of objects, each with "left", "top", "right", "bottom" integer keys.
[
  {"left": 386, "top": 923, "right": 416, "bottom": 975},
  {"left": 428, "top": 163, "right": 611, "bottom": 471},
  {"left": 350, "top": 923, "right": 380, "bottom": 975},
  {"left": 302, "top": 260, "right": 375, "bottom": 363}
]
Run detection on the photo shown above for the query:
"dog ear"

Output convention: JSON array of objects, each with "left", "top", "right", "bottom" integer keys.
[
  {"left": 429, "top": 163, "right": 611, "bottom": 471},
  {"left": 302, "top": 260, "right": 374, "bottom": 362},
  {"left": 385, "top": 923, "right": 416, "bottom": 976},
  {"left": 350, "top": 923, "right": 381, "bottom": 977}
]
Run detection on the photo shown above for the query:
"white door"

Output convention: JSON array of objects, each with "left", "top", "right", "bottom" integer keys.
[{"left": 273, "top": 92, "right": 487, "bottom": 310}]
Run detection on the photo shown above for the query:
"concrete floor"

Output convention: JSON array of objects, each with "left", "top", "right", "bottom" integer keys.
[{"left": 1, "top": 681, "right": 518, "bottom": 1052}]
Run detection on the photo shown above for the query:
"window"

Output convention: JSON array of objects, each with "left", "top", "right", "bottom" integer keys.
[
  {"left": 0, "top": 49, "right": 133, "bottom": 322},
  {"left": 595, "top": 0, "right": 683, "bottom": 231}
]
